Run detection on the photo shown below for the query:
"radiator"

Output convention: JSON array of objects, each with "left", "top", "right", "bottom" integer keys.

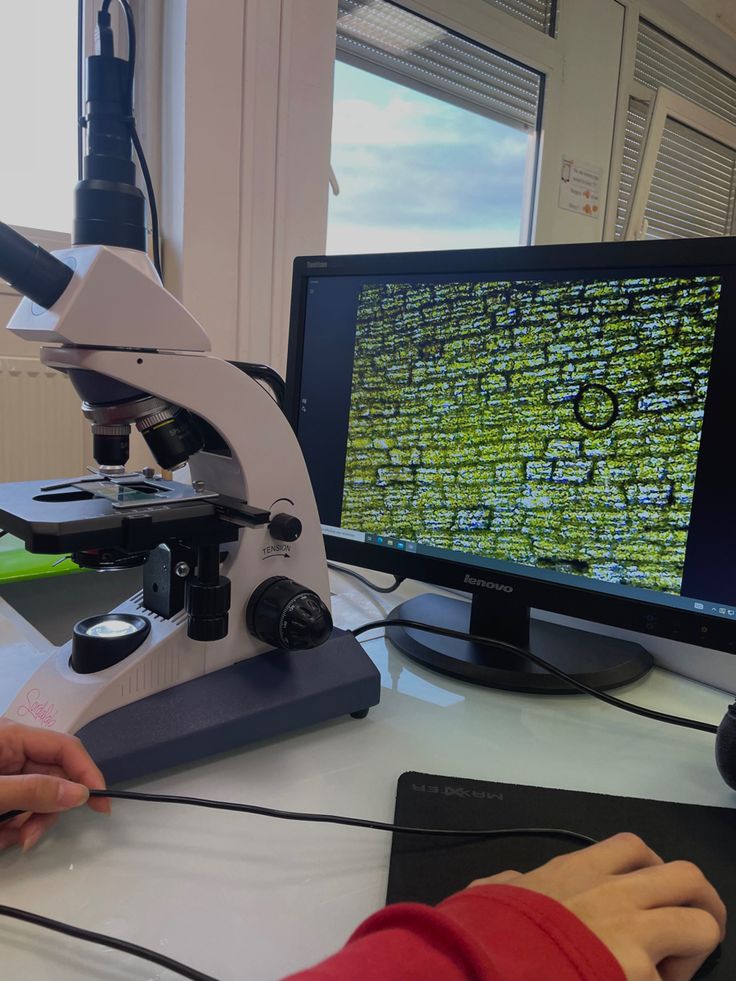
[{"left": 0, "top": 356, "right": 92, "bottom": 481}]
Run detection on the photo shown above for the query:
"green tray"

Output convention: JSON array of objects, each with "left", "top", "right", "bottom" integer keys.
[{"left": 0, "top": 534, "right": 82, "bottom": 584}]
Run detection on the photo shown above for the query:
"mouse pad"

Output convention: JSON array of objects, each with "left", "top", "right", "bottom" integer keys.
[{"left": 387, "top": 772, "right": 736, "bottom": 979}]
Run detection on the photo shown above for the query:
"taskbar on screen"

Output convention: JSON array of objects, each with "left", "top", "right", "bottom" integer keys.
[{"left": 321, "top": 524, "right": 736, "bottom": 622}]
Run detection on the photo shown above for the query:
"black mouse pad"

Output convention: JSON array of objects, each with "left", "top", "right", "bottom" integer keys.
[{"left": 387, "top": 772, "right": 736, "bottom": 979}]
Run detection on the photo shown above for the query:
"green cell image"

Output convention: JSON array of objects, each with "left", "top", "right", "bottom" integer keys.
[{"left": 341, "top": 275, "right": 722, "bottom": 594}]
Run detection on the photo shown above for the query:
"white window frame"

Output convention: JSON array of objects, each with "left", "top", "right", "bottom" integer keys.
[
  {"left": 331, "top": 1, "right": 548, "bottom": 249},
  {"left": 158, "top": 0, "right": 636, "bottom": 368},
  {"left": 603, "top": 0, "right": 736, "bottom": 241},
  {"left": 379, "top": 0, "right": 561, "bottom": 247},
  {"left": 393, "top": 0, "right": 626, "bottom": 247},
  {"left": 622, "top": 86, "right": 736, "bottom": 240}
]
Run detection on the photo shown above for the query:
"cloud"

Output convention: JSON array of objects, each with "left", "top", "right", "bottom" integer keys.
[
  {"left": 329, "top": 138, "right": 530, "bottom": 231},
  {"left": 331, "top": 94, "right": 529, "bottom": 159},
  {"left": 327, "top": 61, "right": 534, "bottom": 252},
  {"left": 326, "top": 222, "right": 521, "bottom": 253}
]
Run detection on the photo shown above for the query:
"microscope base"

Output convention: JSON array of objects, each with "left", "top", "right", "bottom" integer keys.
[{"left": 76, "top": 628, "right": 380, "bottom": 783}]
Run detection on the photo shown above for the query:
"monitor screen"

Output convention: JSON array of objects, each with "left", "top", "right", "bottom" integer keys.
[{"left": 285, "top": 239, "right": 736, "bottom": 690}]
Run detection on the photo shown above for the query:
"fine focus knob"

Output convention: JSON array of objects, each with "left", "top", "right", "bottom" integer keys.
[
  {"left": 269, "top": 513, "right": 302, "bottom": 543},
  {"left": 186, "top": 575, "right": 231, "bottom": 641},
  {"left": 246, "top": 576, "right": 332, "bottom": 650}
]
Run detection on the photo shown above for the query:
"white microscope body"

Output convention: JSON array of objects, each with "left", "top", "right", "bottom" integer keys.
[{"left": 0, "top": 245, "right": 378, "bottom": 777}]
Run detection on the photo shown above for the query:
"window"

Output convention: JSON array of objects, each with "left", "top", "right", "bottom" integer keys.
[
  {"left": 0, "top": 0, "right": 78, "bottom": 235},
  {"left": 623, "top": 90, "right": 736, "bottom": 240},
  {"left": 328, "top": 0, "right": 542, "bottom": 254},
  {"left": 614, "top": 21, "right": 736, "bottom": 241}
]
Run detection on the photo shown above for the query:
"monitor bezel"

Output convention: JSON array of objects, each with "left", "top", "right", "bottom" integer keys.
[{"left": 285, "top": 237, "right": 736, "bottom": 658}]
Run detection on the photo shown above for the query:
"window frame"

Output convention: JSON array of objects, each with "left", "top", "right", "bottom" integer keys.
[
  {"left": 603, "top": 0, "right": 736, "bottom": 242},
  {"left": 330, "top": 1, "right": 547, "bottom": 251},
  {"left": 332, "top": 0, "right": 622, "bottom": 251},
  {"left": 387, "top": 0, "right": 562, "bottom": 246},
  {"left": 622, "top": 85, "right": 736, "bottom": 240},
  {"left": 156, "top": 0, "right": 648, "bottom": 371}
]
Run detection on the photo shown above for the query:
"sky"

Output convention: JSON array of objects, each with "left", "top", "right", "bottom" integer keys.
[{"left": 327, "top": 60, "right": 534, "bottom": 255}]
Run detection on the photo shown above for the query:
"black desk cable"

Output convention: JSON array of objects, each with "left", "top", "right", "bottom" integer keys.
[
  {"left": 327, "top": 562, "right": 405, "bottom": 594},
  {"left": 0, "top": 904, "right": 219, "bottom": 981},
  {"left": 351, "top": 618, "right": 719, "bottom": 736},
  {"left": 0, "top": 789, "right": 595, "bottom": 981}
]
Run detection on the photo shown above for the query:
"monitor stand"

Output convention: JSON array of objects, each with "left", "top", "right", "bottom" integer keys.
[{"left": 386, "top": 592, "right": 652, "bottom": 694}]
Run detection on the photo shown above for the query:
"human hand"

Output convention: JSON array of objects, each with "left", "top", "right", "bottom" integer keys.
[
  {"left": 469, "top": 832, "right": 725, "bottom": 981},
  {"left": 0, "top": 719, "right": 110, "bottom": 853}
]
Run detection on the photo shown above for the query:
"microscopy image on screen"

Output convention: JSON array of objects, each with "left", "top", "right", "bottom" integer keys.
[{"left": 341, "top": 275, "right": 722, "bottom": 593}]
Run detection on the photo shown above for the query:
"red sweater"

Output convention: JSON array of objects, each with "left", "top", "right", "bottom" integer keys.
[{"left": 284, "top": 884, "right": 625, "bottom": 981}]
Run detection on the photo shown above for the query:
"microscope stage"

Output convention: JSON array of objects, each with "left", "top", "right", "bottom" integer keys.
[{"left": 0, "top": 477, "right": 238, "bottom": 553}]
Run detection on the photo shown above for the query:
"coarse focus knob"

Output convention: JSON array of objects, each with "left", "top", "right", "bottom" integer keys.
[
  {"left": 269, "top": 513, "right": 302, "bottom": 542},
  {"left": 246, "top": 576, "right": 332, "bottom": 651}
]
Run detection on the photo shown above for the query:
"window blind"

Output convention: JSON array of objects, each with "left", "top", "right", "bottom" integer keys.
[
  {"left": 615, "top": 98, "right": 650, "bottom": 240},
  {"left": 478, "top": 0, "right": 557, "bottom": 36},
  {"left": 642, "top": 119, "right": 736, "bottom": 239},
  {"left": 615, "top": 22, "right": 736, "bottom": 239},
  {"left": 634, "top": 21, "right": 736, "bottom": 127},
  {"left": 336, "top": 0, "right": 543, "bottom": 133}
]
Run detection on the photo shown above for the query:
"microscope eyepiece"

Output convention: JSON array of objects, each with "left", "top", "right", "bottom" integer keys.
[{"left": 0, "top": 222, "right": 74, "bottom": 309}]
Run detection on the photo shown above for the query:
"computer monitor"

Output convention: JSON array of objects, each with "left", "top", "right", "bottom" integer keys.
[{"left": 285, "top": 238, "right": 736, "bottom": 693}]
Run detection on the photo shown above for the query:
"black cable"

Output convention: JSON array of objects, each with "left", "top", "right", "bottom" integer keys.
[
  {"left": 233, "top": 363, "right": 287, "bottom": 410},
  {"left": 328, "top": 562, "right": 405, "bottom": 594},
  {"left": 100, "top": 0, "right": 162, "bottom": 278},
  {"left": 0, "top": 783, "right": 594, "bottom": 981},
  {"left": 131, "top": 125, "right": 162, "bottom": 277},
  {"left": 77, "top": 0, "right": 84, "bottom": 181},
  {"left": 0, "top": 905, "right": 220, "bottom": 981},
  {"left": 0, "top": 789, "right": 593, "bottom": 975},
  {"left": 352, "top": 618, "right": 719, "bottom": 736},
  {"left": 85, "top": 789, "right": 597, "bottom": 845}
]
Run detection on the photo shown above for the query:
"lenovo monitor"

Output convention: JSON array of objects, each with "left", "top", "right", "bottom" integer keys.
[{"left": 285, "top": 238, "right": 736, "bottom": 693}]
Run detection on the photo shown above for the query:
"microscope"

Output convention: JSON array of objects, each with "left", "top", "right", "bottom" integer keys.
[{"left": 0, "top": 4, "right": 379, "bottom": 782}]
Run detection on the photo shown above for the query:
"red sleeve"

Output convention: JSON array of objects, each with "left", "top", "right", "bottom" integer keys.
[{"left": 282, "top": 884, "right": 626, "bottom": 981}]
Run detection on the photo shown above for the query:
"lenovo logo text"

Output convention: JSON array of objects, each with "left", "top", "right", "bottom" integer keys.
[{"left": 463, "top": 574, "right": 513, "bottom": 593}]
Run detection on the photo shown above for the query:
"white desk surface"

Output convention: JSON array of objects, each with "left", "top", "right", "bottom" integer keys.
[{"left": 0, "top": 570, "right": 734, "bottom": 981}]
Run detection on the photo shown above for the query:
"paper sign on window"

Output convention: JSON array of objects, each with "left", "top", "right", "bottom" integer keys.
[{"left": 558, "top": 158, "right": 602, "bottom": 218}]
